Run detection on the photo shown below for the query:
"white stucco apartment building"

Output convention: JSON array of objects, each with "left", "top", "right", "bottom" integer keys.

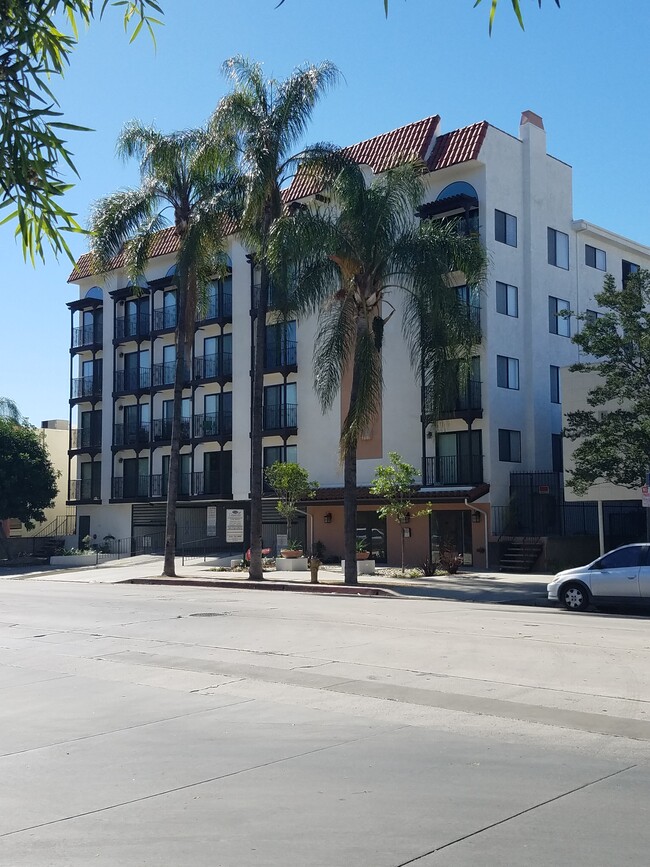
[{"left": 64, "top": 110, "right": 650, "bottom": 568}]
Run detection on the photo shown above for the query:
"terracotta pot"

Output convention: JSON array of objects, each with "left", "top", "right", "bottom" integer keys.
[
  {"left": 280, "top": 549, "right": 303, "bottom": 559},
  {"left": 356, "top": 551, "right": 370, "bottom": 560}
]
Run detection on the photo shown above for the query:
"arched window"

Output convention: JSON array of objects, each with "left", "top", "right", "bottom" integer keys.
[
  {"left": 436, "top": 182, "right": 478, "bottom": 202},
  {"left": 165, "top": 265, "right": 177, "bottom": 277},
  {"left": 85, "top": 286, "right": 103, "bottom": 300}
]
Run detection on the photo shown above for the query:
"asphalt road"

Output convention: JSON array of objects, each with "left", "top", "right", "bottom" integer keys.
[{"left": 1, "top": 577, "right": 650, "bottom": 865}]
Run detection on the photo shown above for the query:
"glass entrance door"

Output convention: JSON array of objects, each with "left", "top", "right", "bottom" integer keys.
[
  {"left": 356, "top": 512, "right": 387, "bottom": 563},
  {"left": 430, "top": 510, "right": 473, "bottom": 566}
]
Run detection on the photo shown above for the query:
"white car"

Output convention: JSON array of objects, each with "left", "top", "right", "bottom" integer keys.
[{"left": 547, "top": 543, "right": 650, "bottom": 611}]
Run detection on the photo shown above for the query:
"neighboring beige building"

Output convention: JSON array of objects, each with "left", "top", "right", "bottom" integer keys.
[
  {"left": 562, "top": 367, "right": 644, "bottom": 554},
  {"left": 8, "top": 420, "right": 76, "bottom": 538}
]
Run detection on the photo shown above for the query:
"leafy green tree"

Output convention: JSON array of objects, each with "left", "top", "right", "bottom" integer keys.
[
  {"left": 370, "top": 451, "right": 428, "bottom": 573},
  {"left": 565, "top": 270, "right": 650, "bottom": 495},
  {"left": 264, "top": 461, "right": 318, "bottom": 545},
  {"left": 0, "top": 397, "right": 24, "bottom": 423},
  {"left": 0, "top": 417, "right": 58, "bottom": 552},
  {"left": 1, "top": 0, "right": 163, "bottom": 263},
  {"left": 211, "top": 56, "right": 339, "bottom": 581},
  {"left": 271, "top": 161, "right": 486, "bottom": 584},
  {"left": 90, "top": 121, "right": 238, "bottom": 577}
]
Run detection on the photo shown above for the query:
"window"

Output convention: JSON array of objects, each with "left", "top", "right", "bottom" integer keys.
[
  {"left": 263, "top": 383, "right": 297, "bottom": 429},
  {"left": 585, "top": 309, "right": 602, "bottom": 325},
  {"left": 585, "top": 245, "right": 606, "bottom": 271},
  {"left": 622, "top": 260, "right": 640, "bottom": 284},
  {"left": 434, "top": 430, "right": 483, "bottom": 485},
  {"left": 550, "top": 366, "right": 560, "bottom": 404},
  {"left": 266, "top": 321, "right": 297, "bottom": 368},
  {"left": 548, "top": 227, "right": 569, "bottom": 269},
  {"left": 495, "top": 210, "right": 517, "bottom": 247},
  {"left": 496, "top": 282, "right": 518, "bottom": 317},
  {"left": 497, "top": 355, "right": 519, "bottom": 390},
  {"left": 595, "top": 546, "right": 643, "bottom": 570},
  {"left": 549, "top": 296, "right": 571, "bottom": 337},
  {"left": 498, "top": 429, "right": 521, "bottom": 463},
  {"left": 263, "top": 444, "right": 298, "bottom": 468},
  {"left": 551, "top": 433, "right": 563, "bottom": 473}
]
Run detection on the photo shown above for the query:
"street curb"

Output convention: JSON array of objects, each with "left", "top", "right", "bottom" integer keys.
[{"left": 120, "top": 577, "right": 400, "bottom": 597}]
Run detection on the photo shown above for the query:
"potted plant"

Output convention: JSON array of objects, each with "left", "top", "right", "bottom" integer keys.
[
  {"left": 356, "top": 539, "right": 370, "bottom": 561},
  {"left": 280, "top": 539, "right": 303, "bottom": 559}
]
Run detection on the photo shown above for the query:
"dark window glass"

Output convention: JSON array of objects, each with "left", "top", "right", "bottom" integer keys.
[
  {"left": 497, "top": 355, "right": 519, "bottom": 390},
  {"left": 585, "top": 245, "right": 606, "bottom": 270},
  {"left": 495, "top": 210, "right": 517, "bottom": 247},
  {"left": 550, "top": 366, "right": 560, "bottom": 404},
  {"left": 498, "top": 429, "right": 521, "bottom": 463},
  {"left": 548, "top": 227, "right": 569, "bottom": 269},
  {"left": 496, "top": 281, "right": 518, "bottom": 317},
  {"left": 622, "top": 260, "right": 640, "bottom": 284},
  {"left": 551, "top": 433, "right": 563, "bottom": 472},
  {"left": 549, "top": 296, "right": 571, "bottom": 337},
  {"left": 596, "top": 546, "right": 642, "bottom": 569}
]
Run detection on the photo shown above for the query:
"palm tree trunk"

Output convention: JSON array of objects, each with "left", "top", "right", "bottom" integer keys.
[
  {"left": 342, "top": 345, "right": 364, "bottom": 586},
  {"left": 248, "top": 265, "right": 269, "bottom": 581},
  {"left": 162, "top": 271, "right": 189, "bottom": 577}
]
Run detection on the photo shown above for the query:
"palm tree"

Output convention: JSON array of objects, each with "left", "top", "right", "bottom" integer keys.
[
  {"left": 211, "top": 56, "right": 339, "bottom": 581},
  {"left": 0, "top": 398, "right": 23, "bottom": 424},
  {"left": 270, "top": 162, "right": 486, "bottom": 584},
  {"left": 90, "top": 122, "right": 238, "bottom": 577}
]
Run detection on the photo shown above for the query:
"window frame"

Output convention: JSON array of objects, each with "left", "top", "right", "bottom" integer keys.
[
  {"left": 498, "top": 428, "right": 522, "bottom": 463},
  {"left": 550, "top": 365, "right": 561, "bottom": 404},
  {"left": 585, "top": 244, "right": 606, "bottom": 271},
  {"left": 549, "top": 296, "right": 571, "bottom": 337},
  {"left": 495, "top": 209, "right": 517, "bottom": 247},
  {"left": 548, "top": 227, "right": 570, "bottom": 270},
  {"left": 496, "top": 355, "right": 520, "bottom": 390},
  {"left": 496, "top": 281, "right": 518, "bottom": 317}
]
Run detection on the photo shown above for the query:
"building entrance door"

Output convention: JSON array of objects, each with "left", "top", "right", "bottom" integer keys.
[
  {"left": 356, "top": 512, "right": 387, "bottom": 563},
  {"left": 430, "top": 510, "right": 473, "bottom": 566}
]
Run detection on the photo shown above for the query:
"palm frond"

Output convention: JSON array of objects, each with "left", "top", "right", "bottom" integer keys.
[
  {"left": 340, "top": 325, "right": 382, "bottom": 456},
  {"left": 89, "top": 185, "right": 159, "bottom": 270},
  {"left": 313, "top": 295, "right": 358, "bottom": 412}
]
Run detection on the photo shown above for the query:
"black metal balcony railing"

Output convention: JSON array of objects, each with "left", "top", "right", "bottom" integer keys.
[
  {"left": 114, "top": 368, "right": 151, "bottom": 393},
  {"left": 151, "top": 361, "right": 192, "bottom": 388},
  {"left": 151, "top": 417, "right": 192, "bottom": 442},
  {"left": 69, "top": 478, "right": 101, "bottom": 501},
  {"left": 192, "top": 471, "right": 231, "bottom": 497},
  {"left": 70, "top": 427, "right": 102, "bottom": 450},
  {"left": 464, "top": 305, "right": 481, "bottom": 330},
  {"left": 440, "top": 379, "right": 482, "bottom": 417},
  {"left": 71, "top": 375, "right": 102, "bottom": 400},
  {"left": 152, "top": 306, "right": 177, "bottom": 331},
  {"left": 112, "top": 475, "right": 150, "bottom": 499},
  {"left": 113, "top": 422, "right": 151, "bottom": 447},
  {"left": 150, "top": 473, "right": 192, "bottom": 498},
  {"left": 192, "top": 411, "right": 232, "bottom": 439},
  {"left": 196, "top": 293, "right": 233, "bottom": 323},
  {"left": 193, "top": 352, "right": 233, "bottom": 381},
  {"left": 263, "top": 403, "right": 297, "bottom": 431},
  {"left": 72, "top": 324, "right": 101, "bottom": 349},
  {"left": 264, "top": 340, "right": 297, "bottom": 370},
  {"left": 115, "top": 313, "right": 150, "bottom": 340},
  {"left": 424, "top": 454, "right": 484, "bottom": 487}
]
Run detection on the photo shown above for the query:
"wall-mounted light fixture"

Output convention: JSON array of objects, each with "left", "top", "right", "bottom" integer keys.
[
  {"left": 472, "top": 511, "right": 482, "bottom": 523},
  {"left": 324, "top": 512, "right": 332, "bottom": 524}
]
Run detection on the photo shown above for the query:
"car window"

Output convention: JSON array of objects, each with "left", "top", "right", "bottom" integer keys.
[{"left": 594, "top": 547, "right": 643, "bottom": 569}]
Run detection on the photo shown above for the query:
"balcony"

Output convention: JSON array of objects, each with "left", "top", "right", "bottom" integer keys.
[
  {"left": 193, "top": 352, "right": 233, "bottom": 382},
  {"left": 70, "top": 427, "right": 102, "bottom": 450},
  {"left": 463, "top": 305, "right": 481, "bottom": 330},
  {"left": 264, "top": 340, "right": 297, "bottom": 371},
  {"left": 71, "top": 375, "right": 102, "bottom": 400},
  {"left": 115, "top": 312, "right": 150, "bottom": 341},
  {"left": 114, "top": 368, "right": 151, "bottom": 394},
  {"left": 72, "top": 324, "right": 101, "bottom": 350},
  {"left": 424, "top": 454, "right": 483, "bottom": 487},
  {"left": 113, "top": 422, "right": 151, "bottom": 447},
  {"left": 152, "top": 306, "right": 177, "bottom": 331},
  {"left": 263, "top": 403, "right": 297, "bottom": 432},
  {"left": 192, "top": 471, "right": 232, "bottom": 498},
  {"left": 193, "top": 412, "right": 232, "bottom": 439},
  {"left": 69, "top": 479, "right": 101, "bottom": 502},
  {"left": 151, "top": 361, "right": 191, "bottom": 389},
  {"left": 150, "top": 473, "right": 192, "bottom": 498},
  {"left": 151, "top": 417, "right": 192, "bottom": 442},
  {"left": 439, "top": 380, "right": 482, "bottom": 420},
  {"left": 196, "top": 293, "right": 232, "bottom": 324},
  {"left": 111, "top": 475, "right": 149, "bottom": 499}
]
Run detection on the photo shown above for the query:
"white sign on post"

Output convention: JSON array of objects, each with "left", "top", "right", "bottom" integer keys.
[
  {"left": 226, "top": 508, "right": 245, "bottom": 543},
  {"left": 206, "top": 506, "right": 217, "bottom": 537},
  {"left": 642, "top": 485, "right": 650, "bottom": 508}
]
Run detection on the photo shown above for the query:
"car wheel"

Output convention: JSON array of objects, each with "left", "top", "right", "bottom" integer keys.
[{"left": 560, "top": 582, "right": 590, "bottom": 612}]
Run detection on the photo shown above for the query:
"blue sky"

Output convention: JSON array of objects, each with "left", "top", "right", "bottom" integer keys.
[{"left": 3, "top": 0, "right": 650, "bottom": 424}]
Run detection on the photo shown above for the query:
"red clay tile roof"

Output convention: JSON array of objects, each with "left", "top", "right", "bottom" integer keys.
[
  {"left": 428, "top": 121, "right": 488, "bottom": 172},
  {"left": 285, "top": 115, "right": 441, "bottom": 202},
  {"left": 68, "top": 217, "right": 237, "bottom": 283}
]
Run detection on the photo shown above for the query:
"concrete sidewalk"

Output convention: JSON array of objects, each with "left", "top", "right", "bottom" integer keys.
[{"left": 0, "top": 556, "right": 552, "bottom": 604}]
